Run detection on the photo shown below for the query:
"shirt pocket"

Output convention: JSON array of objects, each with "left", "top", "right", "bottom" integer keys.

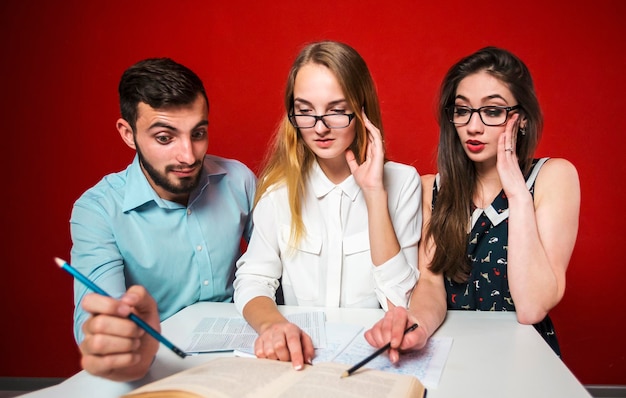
[
  {"left": 279, "top": 225, "right": 322, "bottom": 303},
  {"left": 342, "top": 230, "right": 377, "bottom": 306},
  {"left": 343, "top": 230, "right": 370, "bottom": 256}
]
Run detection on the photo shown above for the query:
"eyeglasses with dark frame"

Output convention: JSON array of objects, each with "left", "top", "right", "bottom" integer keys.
[
  {"left": 446, "top": 105, "right": 521, "bottom": 126},
  {"left": 288, "top": 113, "right": 356, "bottom": 129}
]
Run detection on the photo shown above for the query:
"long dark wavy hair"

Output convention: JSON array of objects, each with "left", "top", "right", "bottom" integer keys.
[{"left": 427, "top": 47, "right": 543, "bottom": 282}]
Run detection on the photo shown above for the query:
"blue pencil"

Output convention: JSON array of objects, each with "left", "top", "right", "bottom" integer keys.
[{"left": 54, "top": 257, "right": 188, "bottom": 359}]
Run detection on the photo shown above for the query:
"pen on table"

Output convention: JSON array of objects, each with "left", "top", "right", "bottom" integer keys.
[
  {"left": 340, "top": 323, "right": 418, "bottom": 378},
  {"left": 54, "top": 257, "right": 188, "bottom": 359}
]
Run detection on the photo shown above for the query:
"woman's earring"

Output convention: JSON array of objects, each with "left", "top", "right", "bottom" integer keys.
[{"left": 519, "top": 126, "right": 527, "bottom": 136}]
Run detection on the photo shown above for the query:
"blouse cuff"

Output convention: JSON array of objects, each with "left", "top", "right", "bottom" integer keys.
[
  {"left": 372, "top": 250, "right": 419, "bottom": 309},
  {"left": 234, "top": 278, "right": 278, "bottom": 315}
]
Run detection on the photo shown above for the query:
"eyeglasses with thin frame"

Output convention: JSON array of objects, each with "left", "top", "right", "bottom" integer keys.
[
  {"left": 289, "top": 113, "right": 356, "bottom": 129},
  {"left": 446, "top": 105, "right": 521, "bottom": 126}
]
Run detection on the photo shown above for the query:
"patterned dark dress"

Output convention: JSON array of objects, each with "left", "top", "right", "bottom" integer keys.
[{"left": 432, "top": 158, "right": 561, "bottom": 356}]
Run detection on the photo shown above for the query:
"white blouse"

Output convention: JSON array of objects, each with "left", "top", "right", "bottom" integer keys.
[{"left": 234, "top": 161, "right": 422, "bottom": 313}]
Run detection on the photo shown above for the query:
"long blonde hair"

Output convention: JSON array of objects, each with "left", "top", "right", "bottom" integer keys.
[{"left": 256, "top": 40, "right": 384, "bottom": 246}]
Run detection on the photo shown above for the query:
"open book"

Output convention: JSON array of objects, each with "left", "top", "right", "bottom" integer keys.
[
  {"left": 235, "top": 322, "right": 452, "bottom": 389},
  {"left": 182, "top": 312, "right": 327, "bottom": 353},
  {"left": 122, "top": 357, "right": 426, "bottom": 398}
]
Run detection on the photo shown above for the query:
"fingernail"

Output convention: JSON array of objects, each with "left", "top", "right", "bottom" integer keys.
[
  {"left": 117, "top": 303, "right": 131, "bottom": 316},
  {"left": 124, "top": 292, "right": 139, "bottom": 304},
  {"left": 294, "top": 364, "right": 303, "bottom": 370}
]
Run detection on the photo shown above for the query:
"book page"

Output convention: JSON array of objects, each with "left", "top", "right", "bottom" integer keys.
[
  {"left": 124, "top": 358, "right": 424, "bottom": 398},
  {"left": 261, "top": 362, "right": 424, "bottom": 398},
  {"left": 183, "top": 311, "right": 327, "bottom": 353},
  {"left": 234, "top": 321, "right": 363, "bottom": 361},
  {"left": 123, "top": 357, "right": 295, "bottom": 398}
]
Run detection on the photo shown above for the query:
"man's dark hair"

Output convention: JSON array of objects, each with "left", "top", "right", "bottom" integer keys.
[{"left": 119, "top": 58, "right": 208, "bottom": 132}]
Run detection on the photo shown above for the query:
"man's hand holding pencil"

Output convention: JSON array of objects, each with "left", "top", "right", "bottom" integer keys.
[
  {"left": 55, "top": 257, "right": 169, "bottom": 381},
  {"left": 79, "top": 284, "right": 161, "bottom": 381}
]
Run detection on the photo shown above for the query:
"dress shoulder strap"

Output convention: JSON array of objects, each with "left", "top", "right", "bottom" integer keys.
[
  {"left": 431, "top": 173, "right": 441, "bottom": 209},
  {"left": 525, "top": 157, "right": 550, "bottom": 190},
  {"left": 433, "top": 158, "right": 549, "bottom": 208}
]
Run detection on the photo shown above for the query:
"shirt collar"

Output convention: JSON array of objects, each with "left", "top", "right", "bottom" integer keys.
[
  {"left": 309, "top": 160, "right": 361, "bottom": 201},
  {"left": 189, "top": 156, "right": 228, "bottom": 205},
  {"left": 122, "top": 155, "right": 227, "bottom": 212}
]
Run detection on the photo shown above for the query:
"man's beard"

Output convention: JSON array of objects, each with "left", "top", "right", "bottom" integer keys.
[{"left": 136, "top": 145, "right": 203, "bottom": 195}]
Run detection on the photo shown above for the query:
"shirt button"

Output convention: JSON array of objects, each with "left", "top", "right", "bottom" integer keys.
[
  {"left": 203, "top": 280, "right": 209, "bottom": 286},
  {"left": 187, "top": 209, "right": 192, "bottom": 215},
  {"left": 197, "top": 245, "right": 202, "bottom": 251}
]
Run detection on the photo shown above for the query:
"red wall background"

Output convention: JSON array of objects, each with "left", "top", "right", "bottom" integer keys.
[{"left": 1, "top": 0, "right": 624, "bottom": 386}]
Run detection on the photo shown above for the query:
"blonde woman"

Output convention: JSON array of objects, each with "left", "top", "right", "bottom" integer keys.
[{"left": 234, "top": 41, "right": 422, "bottom": 370}]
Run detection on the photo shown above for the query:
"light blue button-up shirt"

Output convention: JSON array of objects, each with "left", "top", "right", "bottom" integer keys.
[{"left": 70, "top": 154, "right": 255, "bottom": 342}]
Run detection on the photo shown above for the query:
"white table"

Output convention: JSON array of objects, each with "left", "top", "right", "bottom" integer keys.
[{"left": 21, "top": 302, "right": 591, "bottom": 397}]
